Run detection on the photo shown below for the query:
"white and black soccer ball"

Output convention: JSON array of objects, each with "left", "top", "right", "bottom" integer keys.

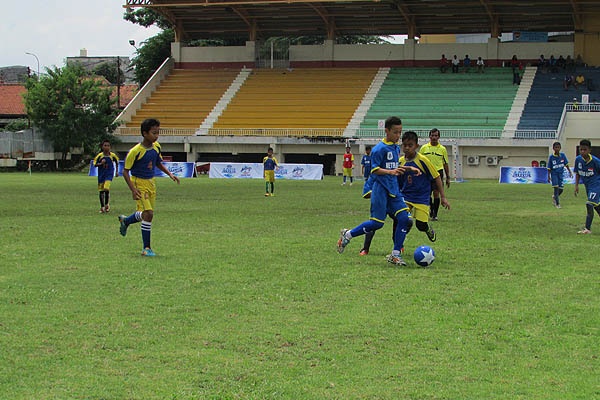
[{"left": 413, "top": 245, "right": 435, "bottom": 267}]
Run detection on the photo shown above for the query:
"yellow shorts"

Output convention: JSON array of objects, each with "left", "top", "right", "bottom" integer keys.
[
  {"left": 406, "top": 201, "right": 430, "bottom": 223},
  {"left": 264, "top": 170, "right": 275, "bottom": 182},
  {"left": 98, "top": 180, "right": 112, "bottom": 191},
  {"left": 343, "top": 167, "right": 353, "bottom": 177},
  {"left": 131, "top": 176, "right": 156, "bottom": 212}
]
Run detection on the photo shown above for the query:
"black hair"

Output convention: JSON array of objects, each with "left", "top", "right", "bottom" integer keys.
[
  {"left": 429, "top": 128, "right": 440, "bottom": 136},
  {"left": 402, "top": 131, "right": 419, "bottom": 143},
  {"left": 580, "top": 139, "right": 591, "bottom": 148},
  {"left": 552, "top": 141, "right": 561, "bottom": 147},
  {"left": 141, "top": 118, "right": 160, "bottom": 135},
  {"left": 385, "top": 116, "right": 402, "bottom": 130}
]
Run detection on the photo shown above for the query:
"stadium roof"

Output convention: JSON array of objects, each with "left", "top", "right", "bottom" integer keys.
[{"left": 124, "top": 0, "right": 600, "bottom": 41}]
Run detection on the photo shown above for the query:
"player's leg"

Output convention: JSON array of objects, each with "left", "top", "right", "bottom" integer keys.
[
  {"left": 98, "top": 182, "right": 105, "bottom": 212},
  {"left": 338, "top": 185, "right": 386, "bottom": 253},
  {"left": 360, "top": 230, "right": 375, "bottom": 255},
  {"left": 388, "top": 209, "right": 409, "bottom": 265}
]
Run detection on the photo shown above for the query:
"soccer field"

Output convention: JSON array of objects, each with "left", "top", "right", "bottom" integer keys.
[{"left": 1, "top": 173, "right": 598, "bottom": 399}]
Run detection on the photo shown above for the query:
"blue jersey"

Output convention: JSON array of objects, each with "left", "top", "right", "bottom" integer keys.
[
  {"left": 94, "top": 151, "right": 119, "bottom": 182},
  {"left": 263, "top": 156, "right": 279, "bottom": 171},
  {"left": 574, "top": 154, "right": 600, "bottom": 187},
  {"left": 124, "top": 142, "right": 163, "bottom": 179},
  {"left": 548, "top": 152, "right": 569, "bottom": 177},
  {"left": 361, "top": 154, "right": 372, "bottom": 178},
  {"left": 399, "top": 153, "right": 439, "bottom": 205},
  {"left": 370, "top": 139, "right": 401, "bottom": 196}
]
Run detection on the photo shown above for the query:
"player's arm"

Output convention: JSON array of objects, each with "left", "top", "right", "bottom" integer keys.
[
  {"left": 547, "top": 168, "right": 552, "bottom": 182},
  {"left": 122, "top": 169, "right": 142, "bottom": 200},
  {"left": 566, "top": 164, "right": 573, "bottom": 177},
  {"left": 443, "top": 160, "right": 451, "bottom": 188},
  {"left": 94, "top": 153, "right": 104, "bottom": 167},
  {"left": 157, "top": 163, "right": 180, "bottom": 184}
]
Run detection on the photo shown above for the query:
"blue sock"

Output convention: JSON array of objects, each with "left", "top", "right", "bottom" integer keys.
[
  {"left": 350, "top": 219, "right": 383, "bottom": 237},
  {"left": 393, "top": 211, "right": 410, "bottom": 252},
  {"left": 125, "top": 211, "right": 142, "bottom": 226},
  {"left": 141, "top": 221, "right": 152, "bottom": 249}
]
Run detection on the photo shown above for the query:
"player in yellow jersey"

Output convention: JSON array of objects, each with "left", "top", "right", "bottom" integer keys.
[{"left": 419, "top": 128, "right": 451, "bottom": 220}]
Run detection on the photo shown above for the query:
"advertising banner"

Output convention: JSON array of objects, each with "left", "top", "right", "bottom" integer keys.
[
  {"left": 208, "top": 162, "right": 323, "bottom": 180},
  {"left": 499, "top": 167, "right": 576, "bottom": 184},
  {"left": 89, "top": 160, "right": 196, "bottom": 178}
]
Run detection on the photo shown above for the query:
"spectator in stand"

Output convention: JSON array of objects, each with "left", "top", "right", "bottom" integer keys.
[
  {"left": 451, "top": 55, "right": 460, "bottom": 73},
  {"left": 564, "top": 74, "right": 574, "bottom": 90},
  {"left": 538, "top": 54, "right": 547, "bottom": 71},
  {"left": 566, "top": 55, "right": 575, "bottom": 72},
  {"left": 574, "top": 73, "right": 585, "bottom": 89},
  {"left": 575, "top": 54, "right": 586, "bottom": 69},
  {"left": 511, "top": 55, "right": 521, "bottom": 85},
  {"left": 440, "top": 54, "right": 449, "bottom": 73},
  {"left": 476, "top": 57, "right": 485, "bottom": 73},
  {"left": 463, "top": 55, "right": 471, "bottom": 73},
  {"left": 549, "top": 55, "right": 558, "bottom": 73},
  {"left": 557, "top": 55, "right": 566, "bottom": 70}
]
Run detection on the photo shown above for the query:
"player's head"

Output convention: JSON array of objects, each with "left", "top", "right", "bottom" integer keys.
[
  {"left": 141, "top": 118, "right": 160, "bottom": 143},
  {"left": 384, "top": 116, "right": 402, "bottom": 143},
  {"left": 579, "top": 139, "right": 591, "bottom": 157},
  {"left": 429, "top": 128, "right": 440, "bottom": 145},
  {"left": 365, "top": 145, "right": 372, "bottom": 154},
  {"left": 345, "top": 146, "right": 351, "bottom": 153},
  {"left": 267, "top": 147, "right": 273, "bottom": 156},
  {"left": 401, "top": 131, "right": 419, "bottom": 158},
  {"left": 552, "top": 141, "right": 562, "bottom": 153},
  {"left": 101, "top": 139, "right": 111, "bottom": 151},
  {"left": 141, "top": 118, "right": 160, "bottom": 136}
]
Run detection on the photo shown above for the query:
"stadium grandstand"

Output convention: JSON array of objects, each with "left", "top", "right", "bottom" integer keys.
[{"left": 113, "top": 0, "right": 600, "bottom": 179}]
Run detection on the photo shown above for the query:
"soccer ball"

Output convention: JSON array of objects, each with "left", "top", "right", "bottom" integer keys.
[{"left": 413, "top": 245, "right": 435, "bottom": 267}]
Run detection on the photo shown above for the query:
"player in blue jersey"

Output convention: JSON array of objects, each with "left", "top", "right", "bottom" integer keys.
[
  {"left": 547, "top": 141, "right": 573, "bottom": 209},
  {"left": 337, "top": 116, "right": 421, "bottom": 266},
  {"left": 574, "top": 139, "right": 600, "bottom": 234},
  {"left": 93, "top": 139, "right": 119, "bottom": 213},
  {"left": 361, "top": 145, "right": 372, "bottom": 181},
  {"left": 118, "top": 118, "right": 180, "bottom": 256},
  {"left": 263, "top": 147, "right": 279, "bottom": 197},
  {"left": 359, "top": 131, "right": 450, "bottom": 256},
  {"left": 399, "top": 131, "right": 450, "bottom": 240}
]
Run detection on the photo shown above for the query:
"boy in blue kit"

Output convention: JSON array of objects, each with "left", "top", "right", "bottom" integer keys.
[
  {"left": 337, "top": 116, "right": 420, "bottom": 266},
  {"left": 93, "top": 139, "right": 119, "bottom": 213},
  {"left": 359, "top": 131, "right": 449, "bottom": 256},
  {"left": 574, "top": 139, "right": 600, "bottom": 234},
  {"left": 361, "top": 146, "right": 372, "bottom": 181},
  {"left": 118, "top": 118, "right": 180, "bottom": 256},
  {"left": 547, "top": 141, "right": 573, "bottom": 209}
]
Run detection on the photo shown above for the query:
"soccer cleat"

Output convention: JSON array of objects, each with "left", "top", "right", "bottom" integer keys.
[
  {"left": 387, "top": 254, "right": 407, "bottom": 266},
  {"left": 337, "top": 229, "right": 351, "bottom": 253},
  {"left": 270, "top": 193, "right": 275, "bottom": 197},
  {"left": 426, "top": 228, "right": 437, "bottom": 242},
  {"left": 118, "top": 215, "right": 128, "bottom": 237},
  {"left": 577, "top": 228, "right": 592, "bottom": 234},
  {"left": 359, "top": 249, "right": 369, "bottom": 256},
  {"left": 555, "top": 204, "right": 561, "bottom": 209},
  {"left": 99, "top": 207, "right": 105, "bottom": 214},
  {"left": 265, "top": 192, "right": 270, "bottom": 197},
  {"left": 430, "top": 216, "right": 439, "bottom": 221},
  {"left": 104, "top": 204, "right": 110, "bottom": 213},
  {"left": 141, "top": 248, "right": 156, "bottom": 256}
]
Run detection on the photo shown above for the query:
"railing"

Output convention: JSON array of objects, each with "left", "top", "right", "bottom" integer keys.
[
  {"left": 513, "top": 130, "right": 557, "bottom": 139},
  {"left": 356, "top": 128, "right": 504, "bottom": 138},
  {"left": 565, "top": 103, "right": 600, "bottom": 112},
  {"left": 205, "top": 128, "right": 345, "bottom": 137},
  {"left": 115, "top": 126, "right": 197, "bottom": 136}
]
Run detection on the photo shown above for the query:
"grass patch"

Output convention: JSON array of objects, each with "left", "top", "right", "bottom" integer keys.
[{"left": 0, "top": 173, "right": 598, "bottom": 399}]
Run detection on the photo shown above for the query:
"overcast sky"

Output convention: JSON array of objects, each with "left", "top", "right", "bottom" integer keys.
[{"left": 2, "top": 1, "right": 161, "bottom": 73}]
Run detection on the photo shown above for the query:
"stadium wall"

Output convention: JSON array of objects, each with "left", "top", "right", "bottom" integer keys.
[{"left": 172, "top": 39, "right": 575, "bottom": 68}]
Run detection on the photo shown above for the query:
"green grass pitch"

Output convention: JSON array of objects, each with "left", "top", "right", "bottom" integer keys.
[{"left": 0, "top": 173, "right": 598, "bottom": 399}]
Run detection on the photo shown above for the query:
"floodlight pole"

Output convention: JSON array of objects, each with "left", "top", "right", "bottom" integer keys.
[{"left": 25, "top": 52, "right": 40, "bottom": 78}]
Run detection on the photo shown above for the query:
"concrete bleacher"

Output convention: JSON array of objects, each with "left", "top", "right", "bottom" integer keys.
[
  {"left": 210, "top": 68, "right": 377, "bottom": 130},
  {"left": 359, "top": 67, "right": 517, "bottom": 133},
  {"left": 517, "top": 67, "right": 600, "bottom": 131},
  {"left": 124, "top": 69, "right": 240, "bottom": 129}
]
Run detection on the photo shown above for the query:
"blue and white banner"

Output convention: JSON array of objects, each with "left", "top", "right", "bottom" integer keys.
[
  {"left": 89, "top": 160, "right": 195, "bottom": 178},
  {"left": 208, "top": 162, "right": 323, "bottom": 180},
  {"left": 499, "top": 167, "right": 576, "bottom": 184}
]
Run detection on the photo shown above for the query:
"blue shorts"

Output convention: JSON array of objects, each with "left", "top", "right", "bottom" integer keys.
[
  {"left": 369, "top": 181, "right": 408, "bottom": 223},
  {"left": 550, "top": 172, "right": 564, "bottom": 188},
  {"left": 585, "top": 183, "right": 600, "bottom": 206}
]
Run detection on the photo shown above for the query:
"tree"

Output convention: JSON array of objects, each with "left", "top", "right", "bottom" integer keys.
[
  {"left": 130, "top": 29, "right": 174, "bottom": 87},
  {"left": 23, "top": 64, "right": 119, "bottom": 164},
  {"left": 93, "top": 61, "right": 121, "bottom": 85}
]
